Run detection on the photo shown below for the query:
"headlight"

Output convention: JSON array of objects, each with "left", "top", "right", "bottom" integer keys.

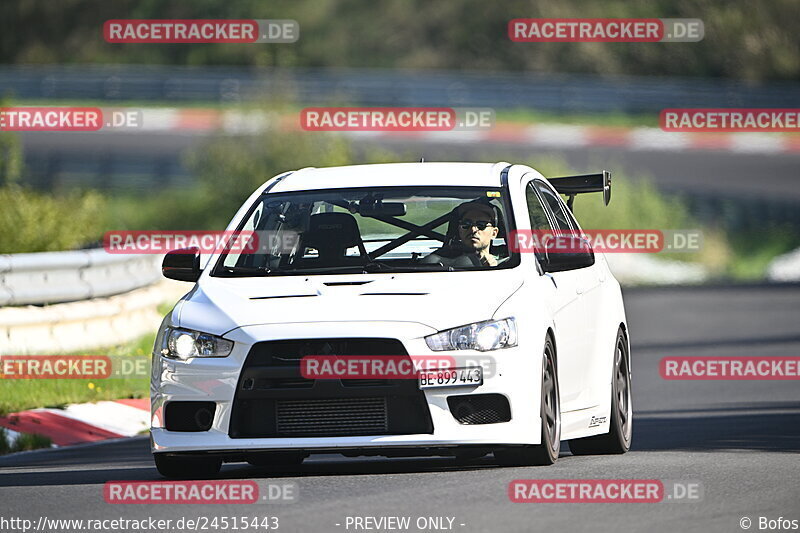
[
  {"left": 425, "top": 318, "right": 517, "bottom": 352},
  {"left": 159, "top": 327, "right": 234, "bottom": 359}
]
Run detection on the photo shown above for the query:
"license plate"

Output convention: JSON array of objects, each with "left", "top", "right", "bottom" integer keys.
[{"left": 418, "top": 367, "right": 483, "bottom": 389}]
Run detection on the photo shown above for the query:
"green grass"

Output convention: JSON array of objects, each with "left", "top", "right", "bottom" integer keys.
[
  {"left": 494, "top": 108, "right": 660, "bottom": 128},
  {"left": 0, "top": 332, "right": 156, "bottom": 416}
]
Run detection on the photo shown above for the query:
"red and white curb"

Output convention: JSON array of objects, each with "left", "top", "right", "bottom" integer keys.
[
  {"left": 0, "top": 398, "right": 149, "bottom": 448},
  {"left": 123, "top": 108, "right": 800, "bottom": 155}
]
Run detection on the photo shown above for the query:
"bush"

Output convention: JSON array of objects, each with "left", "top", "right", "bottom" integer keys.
[
  {"left": 572, "top": 177, "right": 692, "bottom": 231},
  {"left": 104, "top": 186, "right": 217, "bottom": 232},
  {"left": 181, "top": 129, "right": 397, "bottom": 229},
  {"left": 187, "top": 132, "right": 354, "bottom": 228},
  {"left": 0, "top": 127, "right": 23, "bottom": 186},
  {"left": 0, "top": 185, "right": 106, "bottom": 253},
  {"left": 103, "top": 130, "right": 380, "bottom": 232},
  {"left": 0, "top": 121, "right": 107, "bottom": 254}
]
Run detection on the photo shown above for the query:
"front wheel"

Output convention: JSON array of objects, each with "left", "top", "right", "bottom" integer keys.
[
  {"left": 495, "top": 337, "right": 560, "bottom": 466},
  {"left": 154, "top": 454, "right": 222, "bottom": 479},
  {"left": 568, "top": 327, "right": 632, "bottom": 455}
]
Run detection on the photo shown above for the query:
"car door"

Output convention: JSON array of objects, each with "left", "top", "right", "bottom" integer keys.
[
  {"left": 534, "top": 179, "right": 604, "bottom": 410},
  {"left": 524, "top": 178, "right": 590, "bottom": 412},
  {"left": 534, "top": 180, "right": 602, "bottom": 297}
]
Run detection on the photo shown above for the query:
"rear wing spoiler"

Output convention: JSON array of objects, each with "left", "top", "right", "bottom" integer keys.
[{"left": 549, "top": 170, "right": 611, "bottom": 210}]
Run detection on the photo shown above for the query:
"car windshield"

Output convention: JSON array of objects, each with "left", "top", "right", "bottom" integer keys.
[{"left": 212, "top": 186, "right": 518, "bottom": 277}]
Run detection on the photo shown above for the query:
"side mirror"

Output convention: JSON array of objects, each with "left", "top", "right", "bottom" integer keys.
[
  {"left": 162, "top": 247, "right": 201, "bottom": 282},
  {"left": 541, "top": 235, "right": 595, "bottom": 273}
]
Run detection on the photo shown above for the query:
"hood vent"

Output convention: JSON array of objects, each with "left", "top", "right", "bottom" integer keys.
[{"left": 360, "top": 292, "right": 428, "bottom": 296}]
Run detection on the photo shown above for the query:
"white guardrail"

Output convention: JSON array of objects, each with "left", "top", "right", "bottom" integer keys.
[
  {"left": 0, "top": 249, "right": 161, "bottom": 306},
  {"left": 0, "top": 249, "right": 186, "bottom": 354}
]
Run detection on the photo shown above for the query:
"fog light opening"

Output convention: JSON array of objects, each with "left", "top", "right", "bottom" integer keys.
[{"left": 194, "top": 408, "right": 214, "bottom": 430}]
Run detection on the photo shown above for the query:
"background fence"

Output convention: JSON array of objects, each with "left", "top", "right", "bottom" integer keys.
[{"left": 3, "top": 65, "right": 800, "bottom": 111}]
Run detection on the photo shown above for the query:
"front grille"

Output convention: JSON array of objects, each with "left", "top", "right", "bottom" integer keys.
[
  {"left": 447, "top": 394, "right": 511, "bottom": 425},
  {"left": 245, "top": 338, "right": 407, "bottom": 366},
  {"left": 229, "top": 338, "right": 434, "bottom": 438},
  {"left": 253, "top": 378, "right": 314, "bottom": 389},
  {"left": 276, "top": 397, "right": 388, "bottom": 436},
  {"left": 341, "top": 379, "right": 390, "bottom": 388}
]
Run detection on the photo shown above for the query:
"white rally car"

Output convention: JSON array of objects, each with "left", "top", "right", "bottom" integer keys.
[{"left": 150, "top": 162, "right": 632, "bottom": 478}]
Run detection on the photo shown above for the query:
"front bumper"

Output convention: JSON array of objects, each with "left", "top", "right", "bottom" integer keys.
[{"left": 151, "top": 321, "right": 541, "bottom": 454}]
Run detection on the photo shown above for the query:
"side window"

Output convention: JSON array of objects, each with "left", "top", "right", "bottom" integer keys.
[
  {"left": 525, "top": 183, "right": 552, "bottom": 230},
  {"left": 535, "top": 181, "right": 573, "bottom": 231}
]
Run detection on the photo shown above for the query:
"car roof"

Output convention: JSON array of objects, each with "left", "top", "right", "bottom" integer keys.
[{"left": 267, "top": 162, "right": 512, "bottom": 193}]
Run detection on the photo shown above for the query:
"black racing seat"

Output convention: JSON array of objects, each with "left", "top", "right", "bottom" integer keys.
[{"left": 292, "top": 212, "right": 368, "bottom": 268}]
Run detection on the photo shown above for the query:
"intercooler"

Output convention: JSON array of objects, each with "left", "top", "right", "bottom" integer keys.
[{"left": 228, "top": 338, "right": 433, "bottom": 438}]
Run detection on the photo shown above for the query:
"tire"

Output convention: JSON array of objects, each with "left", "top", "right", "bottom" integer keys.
[
  {"left": 154, "top": 454, "right": 222, "bottom": 479},
  {"left": 568, "top": 327, "right": 632, "bottom": 455},
  {"left": 495, "top": 337, "right": 560, "bottom": 466},
  {"left": 247, "top": 451, "right": 307, "bottom": 467}
]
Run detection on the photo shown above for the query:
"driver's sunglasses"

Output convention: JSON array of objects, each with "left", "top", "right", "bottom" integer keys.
[{"left": 459, "top": 219, "right": 494, "bottom": 231}]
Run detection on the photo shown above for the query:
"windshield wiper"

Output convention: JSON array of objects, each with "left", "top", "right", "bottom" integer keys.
[
  {"left": 278, "top": 265, "right": 367, "bottom": 274},
  {"left": 363, "top": 262, "right": 448, "bottom": 272}
]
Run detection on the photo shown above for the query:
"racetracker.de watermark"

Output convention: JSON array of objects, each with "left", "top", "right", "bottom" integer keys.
[
  {"left": 509, "top": 229, "right": 703, "bottom": 253},
  {"left": 661, "top": 109, "right": 800, "bottom": 132},
  {"left": 104, "top": 481, "right": 297, "bottom": 504},
  {"left": 660, "top": 357, "right": 800, "bottom": 380},
  {"left": 508, "top": 18, "right": 704, "bottom": 43},
  {"left": 300, "top": 107, "right": 495, "bottom": 131},
  {"left": 509, "top": 480, "right": 704, "bottom": 503},
  {"left": 301, "top": 355, "right": 456, "bottom": 379},
  {"left": 102, "top": 230, "right": 294, "bottom": 254},
  {"left": 300, "top": 355, "right": 497, "bottom": 381},
  {"left": 0, "top": 356, "right": 149, "bottom": 379},
  {"left": 0, "top": 107, "right": 142, "bottom": 132},
  {"left": 104, "top": 19, "right": 298, "bottom": 43}
]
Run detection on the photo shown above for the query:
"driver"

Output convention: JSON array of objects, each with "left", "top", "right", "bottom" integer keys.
[{"left": 421, "top": 201, "right": 500, "bottom": 267}]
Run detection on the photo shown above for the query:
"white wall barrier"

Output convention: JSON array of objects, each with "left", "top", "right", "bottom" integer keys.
[
  {"left": 0, "top": 249, "right": 162, "bottom": 306},
  {"left": 0, "top": 249, "right": 187, "bottom": 354}
]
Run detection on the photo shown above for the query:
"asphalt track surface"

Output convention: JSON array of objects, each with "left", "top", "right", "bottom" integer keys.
[
  {"left": 21, "top": 130, "right": 800, "bottom": 201},
  {"left": 2, "top": 285, "right": 799, "bottom": 533}
]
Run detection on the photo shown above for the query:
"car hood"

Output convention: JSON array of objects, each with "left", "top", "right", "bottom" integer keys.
[{"left": 176, "top": 271, "right": 524, "bottom": 336}]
